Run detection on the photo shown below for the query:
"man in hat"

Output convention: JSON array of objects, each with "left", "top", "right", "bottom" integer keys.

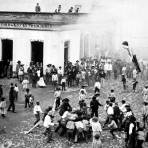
[
  {"left": 16, "top": 61, "right": 21, "bottom": 78},
  {"left": 90, "top": 96, "right": 102, "bottom": 117},
  {"left": 59, "top": 98, "right": 72, "bottom": 116},
  {"left": 18, "top": 64, "right": 24, "bottom": 83},
  {"left": 7, "top": 85, "right": 16, "bottom": 113},
  {"left": 45, "top": 64, "right": 52, "bottom": 85},
  {"left": 57, "top": 66, "right": 63, "bottom": 85}
]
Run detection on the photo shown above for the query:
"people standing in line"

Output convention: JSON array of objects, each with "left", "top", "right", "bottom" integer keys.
[{"left": 7, "top": 85, "right": 16, "bottom": 113}]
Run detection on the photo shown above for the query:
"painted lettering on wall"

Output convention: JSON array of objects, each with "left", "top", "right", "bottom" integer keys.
[{"left": 0, "top": 22, "right": 55, "bottom": 30}]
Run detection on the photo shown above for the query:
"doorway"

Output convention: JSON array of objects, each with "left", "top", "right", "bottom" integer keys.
[
  {"left": 2, "top": 39, "right": 13, "bottom": 61},
  {"left": 31, "top": 41, "right": 43, "bottom": 65},
  {"left": 1, "top": 39, "right": 13, "bottom": 77}
]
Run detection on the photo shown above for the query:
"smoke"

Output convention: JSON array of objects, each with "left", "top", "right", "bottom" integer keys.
[{"left": 77, "top": 0, "right": 148, "bottom": 60}]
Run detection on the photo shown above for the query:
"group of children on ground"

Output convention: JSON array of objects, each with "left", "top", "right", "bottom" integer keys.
[{"left": 19, "top": 84, "right": 148, "bottom": 148}]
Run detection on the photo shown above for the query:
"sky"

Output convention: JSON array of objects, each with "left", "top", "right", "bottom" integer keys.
[{"left": 0, "top": 0, "right": 92, "bottom": 12}]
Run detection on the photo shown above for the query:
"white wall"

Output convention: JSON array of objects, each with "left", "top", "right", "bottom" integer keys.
[{"left": 0, "top": 28, "right": 81, "bottom": 72}]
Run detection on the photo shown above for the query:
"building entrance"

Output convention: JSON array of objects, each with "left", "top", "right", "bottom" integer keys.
[
  {"left": 0, "top": 39, "right": 13, "bottom": 77},
  {"left": 31, "top": 41, "right": 43, "bottom": 65},
  {"left": 2, "top": 39, "right": 13, "bottom": 61}
]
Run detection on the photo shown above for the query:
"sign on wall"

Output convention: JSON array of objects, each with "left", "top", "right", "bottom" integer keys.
[{"left": 0, "top": 22, "right": 57, "bottom": 31}]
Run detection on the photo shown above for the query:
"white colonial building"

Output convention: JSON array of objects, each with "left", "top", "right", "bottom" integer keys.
[{"left": 0, "top": 12, "right": 87, "bottom": 72}]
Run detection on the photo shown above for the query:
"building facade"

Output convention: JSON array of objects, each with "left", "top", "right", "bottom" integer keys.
[{"left": 0, "top": 12, "right": 86, "bottom": 72}]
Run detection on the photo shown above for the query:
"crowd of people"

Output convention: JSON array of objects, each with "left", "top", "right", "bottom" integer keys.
[{"left": 0, "top": 57, "right": 148, "bottom": 148}]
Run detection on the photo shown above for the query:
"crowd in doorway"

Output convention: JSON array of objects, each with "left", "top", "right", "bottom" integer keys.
[{"left": 1, "top": 56, "right": 148, "bottom": 147}]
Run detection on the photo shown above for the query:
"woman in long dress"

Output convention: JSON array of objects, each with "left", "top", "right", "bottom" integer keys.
[{"left": 37, "top": 77, "right": 46, "bottom": 87}]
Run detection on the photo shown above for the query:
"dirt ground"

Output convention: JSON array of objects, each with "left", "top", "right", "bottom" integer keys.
[{"left": 0, "top": 78, "right": 148, "bottom": 148}]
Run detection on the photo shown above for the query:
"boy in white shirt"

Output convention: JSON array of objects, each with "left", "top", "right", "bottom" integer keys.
[
  {"left": 33, "top": 101, "right": 43, "bottom": 125},
  {"left": 61, "top": 76, "right": 66, "bottom": 91},
  {"left": 52, "top": 72, "right": 58, "bottom": 91},
  {"left": 90, "top": 117, "right": 102, "bottom": 140},
  {"left": 43, "top": 111, "right": 54, "bottom": 143},
  {"left": 14, "top": 83, "right": 19, "bottom": 101}
]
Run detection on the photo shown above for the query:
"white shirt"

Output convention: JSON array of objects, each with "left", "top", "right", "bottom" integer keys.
[
  {"left": 90, "top": 119, "right": 102, "bottom": 132},
  {"left": 129, "top": 123, "right": 134, "bottom": 135},
  {"left": 61, "top": 78, "right": 66, "bottom": 84},
  {"left": 75, "top": 121, "right": 84, "bottom": 129},
  {"left": 94, "top": 82, "right": 101, "bottom": 89},
  {"left": 14, "top": 86, "right": 19, "bottom": 92},
  {"left": 133, "top": 69, "right": 137, "bottom": 79},
  {"left": 58, "top": 69, "right": 63, "bottom": 75},
  {"left": 120, "top": 104, "right": 127, "bottom": 113},
  {"left": 33, "top": 105, "right": 43, "bottom": 114},
  {"left": 22, "top": 79, "right": 29, "bottom": 89},
  {"left": 54, "top": 91, "right": 61, "bottom": 98},
  {"left": 125, "top": 111, "right": 133, "bottom": 118},
  {"left": 43, "top": 115, "right": 54, "bottom": 128},
  {"left": 52, "top": 74, "right": 58, "bottom": 81},
  {"left": 107, "top": 106, "right": 114, "bottom": 115},
  {"left": 108, "top": 64, "right": 112, "bottom": 71},
  {"left": 104, "top": 63, "right": 109, "bottom": 71}
]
